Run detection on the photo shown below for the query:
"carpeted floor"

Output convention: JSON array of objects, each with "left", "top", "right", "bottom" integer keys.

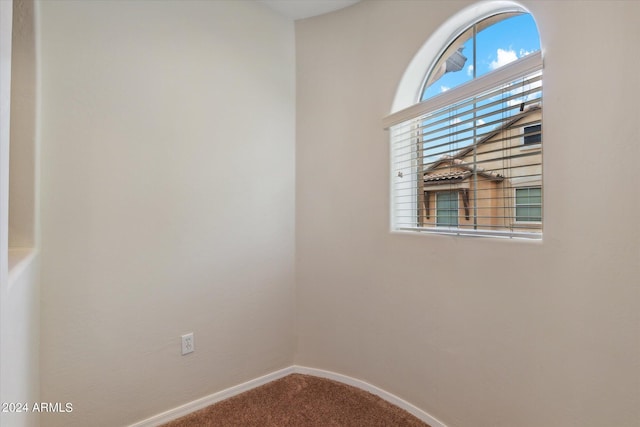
[{"left": 161, "top": 373, "right": 431, "bottom": 426}]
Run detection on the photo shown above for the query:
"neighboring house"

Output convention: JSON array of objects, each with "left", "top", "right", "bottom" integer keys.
[{"left": 419, "top": 105, "right": 542, "bottom": 233}]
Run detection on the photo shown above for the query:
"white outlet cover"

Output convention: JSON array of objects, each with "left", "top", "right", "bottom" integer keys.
[{"left": 181, "top": 333, "right": 194, "bottom": 355}]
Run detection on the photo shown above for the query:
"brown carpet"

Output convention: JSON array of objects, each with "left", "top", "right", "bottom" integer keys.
[{"left": 161, "top": 374, "right": 431, "bottom": 427}]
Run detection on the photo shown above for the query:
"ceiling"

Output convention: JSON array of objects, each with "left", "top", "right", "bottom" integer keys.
[{"left": 258, "top": 0, "right": 361, "bottom": 20}]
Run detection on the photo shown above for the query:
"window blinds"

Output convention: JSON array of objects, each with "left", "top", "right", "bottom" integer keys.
[{"left": 387, "top": 53, "right": 543, "bottom": 239}]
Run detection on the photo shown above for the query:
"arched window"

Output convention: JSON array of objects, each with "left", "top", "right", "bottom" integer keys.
[{"left": 385, "top": 4, "right": 543, "bottom": 239}]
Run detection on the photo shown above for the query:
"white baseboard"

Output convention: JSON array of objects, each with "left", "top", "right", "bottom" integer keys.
[
  {"left": 128, "top": 367, "right": 294, "bottom": 427},
  {"left": 128, "top": 365, "right": 447, "bottom": 427},
  {"left": 292, "top": 366, "right": 447, "bottom": 427}
]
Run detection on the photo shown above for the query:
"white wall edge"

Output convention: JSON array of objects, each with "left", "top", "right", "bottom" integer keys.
[
  {"left": 8, "top": 247, "right": 38, "bottom": 286},
  {"left": 127, "top": 366, "right": 295, "bottom": 427},
  {"left": 128, "top": 365, "right": 447, "bottom": 427}
]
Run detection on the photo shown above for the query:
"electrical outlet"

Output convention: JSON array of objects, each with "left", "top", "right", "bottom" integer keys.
[{"left": 181, "top": 333, "right": 194, "bottom": 355}]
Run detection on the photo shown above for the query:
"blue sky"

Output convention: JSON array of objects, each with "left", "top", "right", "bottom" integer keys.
[{"left": 422, "top": 13, "right": 540, "bottom": 100}]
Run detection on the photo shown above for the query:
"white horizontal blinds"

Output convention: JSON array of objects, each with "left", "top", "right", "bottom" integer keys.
[{"left": 390, "top": 59, "right": 542, "bottom": 239}]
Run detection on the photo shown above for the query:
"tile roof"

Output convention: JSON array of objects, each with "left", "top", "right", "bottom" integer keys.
[
  {"left": 423, "top": 170, "right": 471, "bottom": 183},
  {"left": 424, "top": 159, "right": 504, "bottom": 183}
]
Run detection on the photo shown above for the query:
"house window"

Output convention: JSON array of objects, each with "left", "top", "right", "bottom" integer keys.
[
  {"left": 436, "top": 191, "right": 459, "bottom": 227},
  {"left": 386, "top": 5, "right": 543, "bottom": 239},
  {"left": 515, "top": 187, "right": 542, "bottom": 222},
  {"left": 523, "top": 123, "right": 542, "bottom": 145}
]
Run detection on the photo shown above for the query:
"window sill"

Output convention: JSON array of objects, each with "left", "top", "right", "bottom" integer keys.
[
  {"left": 513, "top": 222, "right": 542, "bottom": 229},
  {"left": 391, "top": 227, "right": 542, "bottom": 240},
  {"left": 519, "top": 143, "right": 541, "bottom": 151}
]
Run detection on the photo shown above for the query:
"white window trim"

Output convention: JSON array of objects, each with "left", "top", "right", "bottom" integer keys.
[
  {"left": 389, "top": 1, "right": 536, "bottom": 114},
  {"left": 386, "top": 3, "right": 543, "bottom": 240},
  {"left": 383, "top": 0, "right": 543, "bottom": 241}
]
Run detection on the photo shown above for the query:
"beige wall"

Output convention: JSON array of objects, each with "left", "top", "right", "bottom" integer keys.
[
  {"left": 38, "top": 1, "right": 296, "bottom": 426},
  {"left": 295, "top": 2, "right": 640, "bottom": 427},
  {"left": 29, "top": 1, "right": 640, "bottom": 426},
  {"left": 9, "top": 0, "right": 36, "bottom": 249}
]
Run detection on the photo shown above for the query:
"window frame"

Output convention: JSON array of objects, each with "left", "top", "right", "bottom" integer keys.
[
  {"left": 436, "top": 191, "right": 460, "bottom": 227},
  {"left": 523, "top": 122, "right": 542, "bottom": 146},
  {"left": 514, "top": 186, "right": 542, "bottom": 224},
  {"left": 385, "top": 7, "right": 543, "bottom": 240}
]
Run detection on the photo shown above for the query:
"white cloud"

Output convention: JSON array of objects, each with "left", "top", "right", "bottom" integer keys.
[
  {"left": 508, "top": 75, "right": 543, "bottom": 107},
  {"left": 508, "top": 98, "right": 523, "bottom": 107},
  {"left": 440, "top": 85, "right": 450, "bottom": 93},
  {"left": 489, "top": 48, "right": 518, "bottom": 70},
  {"left": 467, "top": 64, "right": 474, "bottom": 77},
  {"left": 519, "top": 48, "right": 532, "bottom": 57}
]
